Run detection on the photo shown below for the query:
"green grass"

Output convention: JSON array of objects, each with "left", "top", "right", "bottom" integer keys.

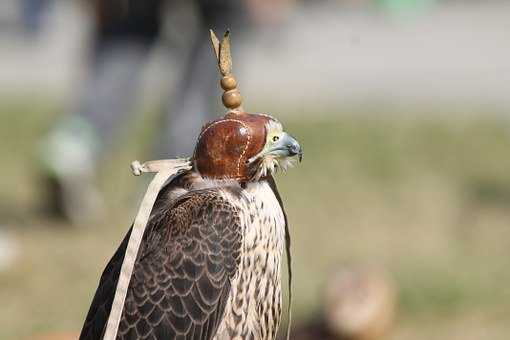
[{"left": 1, "top": 101, "right": 510, "bottom": 339}]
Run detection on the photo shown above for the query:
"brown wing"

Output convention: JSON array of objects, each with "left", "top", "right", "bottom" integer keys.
[
  {"left": 80, "top": 226, "right": 132, "bottom": 340},
  {"left": 80, "top": 187, "right": 242, "bottom": 340}
]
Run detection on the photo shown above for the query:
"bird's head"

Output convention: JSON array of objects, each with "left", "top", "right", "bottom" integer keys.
[
  {"left": 193, "top": 30, "right": 301, "bottom": 182},
  {"left": 193, "top": 111, "right": 302, "bottom": 182}
]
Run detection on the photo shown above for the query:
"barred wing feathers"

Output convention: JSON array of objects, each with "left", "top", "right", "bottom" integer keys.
[{"left": 80, "top": 188, "right": 243, "bottom": 340}]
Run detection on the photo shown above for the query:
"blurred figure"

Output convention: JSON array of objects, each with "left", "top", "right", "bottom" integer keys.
[
  {"left": 39, "top": 0, "right": 253, "bottom": 225},
  {"left": 20, "top": 0, "right": 52, "bottom": 36},
  {"left": 291, "top": 266, "right": 396, "bottom": 340}
]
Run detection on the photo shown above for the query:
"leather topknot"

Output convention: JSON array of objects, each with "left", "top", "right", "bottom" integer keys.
[{"left": 193, "top": 112, "right": 276, "bottom": 181}]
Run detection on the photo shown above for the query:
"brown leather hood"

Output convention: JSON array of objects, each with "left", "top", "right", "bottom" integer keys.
[{"left": 192, "top": 112, "right": 276, "bottom": 182}]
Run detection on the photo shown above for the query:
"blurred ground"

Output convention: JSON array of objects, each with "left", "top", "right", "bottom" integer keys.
[{"left": 1, "top": 100, "right": 510, "bottom": 339}]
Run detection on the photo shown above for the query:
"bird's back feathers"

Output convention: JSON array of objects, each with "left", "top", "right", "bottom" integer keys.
[{"left": 80, "top": 178, "right": 244, "bottom": 340}]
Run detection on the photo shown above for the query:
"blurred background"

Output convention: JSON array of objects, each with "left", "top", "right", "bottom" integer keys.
[{"left": 1, "top": 0, "right": 510, "bottom": 339}]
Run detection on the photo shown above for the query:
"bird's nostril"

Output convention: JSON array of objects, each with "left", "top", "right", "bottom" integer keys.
[
  {"left": 287, "top": 145, "right": 298, "bottom": 156},
  {"left": 289, "top": 143, "right": 301, "bottom": 156}
]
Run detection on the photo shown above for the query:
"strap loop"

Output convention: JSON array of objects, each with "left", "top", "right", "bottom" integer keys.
[{"left": 103, "top": 158, "right": 191, "bottom": 340}]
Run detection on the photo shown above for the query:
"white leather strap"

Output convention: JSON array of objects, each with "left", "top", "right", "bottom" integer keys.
[{"left": 103, "top": 159, "right": 192, "bottom": 340}]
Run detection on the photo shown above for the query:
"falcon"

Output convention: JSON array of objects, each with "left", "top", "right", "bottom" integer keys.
[{"left": 80, "top": 31, "right": 302, "bottom": 340}]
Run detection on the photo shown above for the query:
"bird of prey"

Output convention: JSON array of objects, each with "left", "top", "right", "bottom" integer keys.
[{"left": 80, "top": 31, "right": 302, "bottom": 340}]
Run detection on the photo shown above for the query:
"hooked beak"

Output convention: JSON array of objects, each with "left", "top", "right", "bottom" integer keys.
[
  {"left": 267, "top": 132, "right": 303, "bottom": 162},
  {"left": 247, "top": 132, "right": 303, "bottom": 164}
]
